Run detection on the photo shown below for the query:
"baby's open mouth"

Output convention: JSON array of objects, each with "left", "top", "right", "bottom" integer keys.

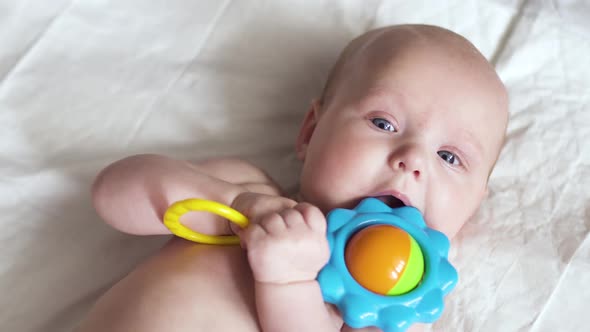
[{"left": 375, "top": 195, "right": 406, "bottom": 209}]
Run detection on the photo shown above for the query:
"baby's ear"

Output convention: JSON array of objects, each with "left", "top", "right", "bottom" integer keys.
[{"left": 295, "top": 99, "right": 322, "bottom": 160}]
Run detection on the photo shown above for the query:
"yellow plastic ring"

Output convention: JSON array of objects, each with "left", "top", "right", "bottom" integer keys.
[{"left": 163, "top": 199, "right": 249, "bottom": 245}]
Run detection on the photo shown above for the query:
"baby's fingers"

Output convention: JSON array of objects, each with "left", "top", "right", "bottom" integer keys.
[
  {"left": 278, "top": 208, "right": 306, "bottom": 229},
  {"left": 231, "top": 192, "right": 297, "bottom": 223},
  {"left": 259, "top": 212, "right": 288, "bottom": 234},
  {"left": 293, "top": 203, "right": 326, "bottom": 233},
  {"left": 240, "top": 223, "right": 266, "bottom": 249},
  {"left": 240, "top": 211, "right": 288, "bottom": 248}
]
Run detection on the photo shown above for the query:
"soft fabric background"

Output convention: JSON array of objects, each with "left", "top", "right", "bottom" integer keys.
[{"left": 0, "top": 1, "right": 588, "bottom": 331}]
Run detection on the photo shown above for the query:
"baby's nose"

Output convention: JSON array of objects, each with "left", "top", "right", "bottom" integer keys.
[
  {"left": 396, "top": 161, "right": 420, "bottom": 178},
  {"left": 390, "top": 146, "right": 425, "bottom": 179}
]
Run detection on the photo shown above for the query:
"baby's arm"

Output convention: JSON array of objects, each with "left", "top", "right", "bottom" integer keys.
[
  {"left": 239, "top": 203, "right": 338, "bottom": 331},
  {"left": 92, "top": 154, "right": 280, "bottom": 235},
  {"left": 240, "top": 202, "right": 427, "bottom": 332},
  {"left": 255, "top": 281, "right": 339, "bottom": 331}
]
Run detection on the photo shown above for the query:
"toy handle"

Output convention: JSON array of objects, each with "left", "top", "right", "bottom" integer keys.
[{"left": 163, "top": 199, "right": 250, "bottom": 245}]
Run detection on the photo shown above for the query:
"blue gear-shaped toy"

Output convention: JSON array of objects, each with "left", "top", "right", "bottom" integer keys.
[{"left": 317, "top": 198, "right": 458, "bottom": 332}]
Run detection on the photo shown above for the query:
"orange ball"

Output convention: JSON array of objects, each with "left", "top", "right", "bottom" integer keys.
[{"left": 345, "top": 225, "right": 424, "bottom": 296}]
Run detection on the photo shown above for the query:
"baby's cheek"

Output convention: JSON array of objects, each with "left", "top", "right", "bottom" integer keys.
[
  {"left": 306, "top": 156, "right": 353, "bottom": 192},
  {"left": 428, "top": 199, "right": 468, "bottom": 239}
]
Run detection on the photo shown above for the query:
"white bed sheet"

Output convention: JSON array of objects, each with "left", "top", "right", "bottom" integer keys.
[{"left": 0, "top": 1, "right": 588, "bottom": 331}]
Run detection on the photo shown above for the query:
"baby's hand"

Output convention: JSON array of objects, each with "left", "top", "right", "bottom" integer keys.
[
  {"left": 230, "top": 191, "right": 297, "bottom": 230},
  {"left": 241, "top": 203, "right": 330, "bottom": 284}
]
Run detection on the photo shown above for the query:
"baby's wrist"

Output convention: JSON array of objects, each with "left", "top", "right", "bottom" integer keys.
[{"left": 251, "top": 263, "right": 322, "bottom": 285}]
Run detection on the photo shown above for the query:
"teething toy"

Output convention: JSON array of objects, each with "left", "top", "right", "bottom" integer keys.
[
  {"left": 163, "top": 197, "right": 458, "bottom": 332},
  {"left": 164, "top": 199, "right": 247, "bottom": 245},
  {"left": 344, "top": 224, "right": 424, "bottom": 296},
  {"left": 318, "top": 198, "right": 458, "bottom": 331}
]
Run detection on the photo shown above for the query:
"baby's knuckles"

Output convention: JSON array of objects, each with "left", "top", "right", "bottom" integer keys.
[
  {"left": 247, "top": 205, "right": 330, "bottom": 284},
  {"left": 231, "top": 192, "right": 297, "bottom": 224},
  {"left": 296, "top": 203, "right": 327, "bottom": 233}
]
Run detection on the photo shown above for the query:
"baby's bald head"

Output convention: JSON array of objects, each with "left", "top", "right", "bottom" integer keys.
[
  {"left": 297, "top": 25, "right": 509, "bottom": 237},
  {"left": 323, "top": 25, "right": 505, "bottom": 104},
  {"left": 296, "top": 25, "right": 509, "bottom": 238},
  {"left": 319, "top": 24, "right": 508, "bottom": 175}
]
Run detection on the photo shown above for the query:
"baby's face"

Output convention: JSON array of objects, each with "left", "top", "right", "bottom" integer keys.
[{"left": 296, "top": 37, "right": 507, "bottom": 238}]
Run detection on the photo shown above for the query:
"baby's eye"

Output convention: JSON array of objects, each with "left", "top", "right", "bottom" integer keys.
[
  {"left": 371, "top": 118, "right": 396, "bottom": 132},
  {"left": 438, "top": 150, "right": 461, "bottom": 166}
]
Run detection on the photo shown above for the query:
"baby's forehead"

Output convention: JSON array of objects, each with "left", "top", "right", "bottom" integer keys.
[
  {"left": 323, "top": 25, "right": 508, "bottom": 177},
  {"left": 360, "top": 29, "right": 507, "bottom": 108},
  {"left": 352, "top": 59, "right": 507, "bottom": 167},
  {"left": 364, "top": 34, "right": 494, "bottom": 80},
  {"left": 323, "top": 25, "right": 498, "bottom": 105}
]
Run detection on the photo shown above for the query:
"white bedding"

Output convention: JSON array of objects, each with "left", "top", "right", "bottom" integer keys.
[{"left": 1, "top": 1, "right": 588, "bottom": 331}]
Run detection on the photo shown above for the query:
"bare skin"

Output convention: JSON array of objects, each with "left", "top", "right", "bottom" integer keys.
[
  {"left": 77, "top": 25, "right": 508, "bottom": 332},
  {"left": 77, "top": 156, "right": 339, "bottom": 332},
  {"left": 78, "top": 240, "right": 258, "bottom": 331}
]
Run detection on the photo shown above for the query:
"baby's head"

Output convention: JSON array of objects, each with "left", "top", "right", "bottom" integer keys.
[{"left": 295, "top": 24, "right": 508, "bottom": 238}]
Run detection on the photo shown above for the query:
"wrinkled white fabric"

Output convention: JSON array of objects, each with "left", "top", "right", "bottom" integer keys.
[{"left": 0, "top": 1, "right": 588, "bottom": 331}]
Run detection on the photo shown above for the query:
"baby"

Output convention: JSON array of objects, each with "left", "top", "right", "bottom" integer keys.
[{"left": 77, "top": 24, "right": 508, "bottom": 332}]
